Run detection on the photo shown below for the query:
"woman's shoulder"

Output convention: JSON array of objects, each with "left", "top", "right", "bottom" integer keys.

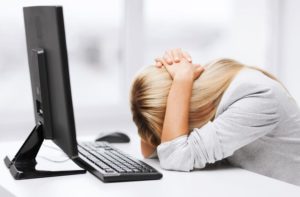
[
  {"left": 216, "top": 67, "right": 282, "bottom": 116},
  {"left": 232, "top": 67, "right": 280, "bottom": 92}
]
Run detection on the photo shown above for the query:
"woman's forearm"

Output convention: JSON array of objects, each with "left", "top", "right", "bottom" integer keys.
[
  {"left": 140, "top": 74, "right": 193, "bottom": 156},
  {"left": 161, "top": 73, "right": 193, "bottom": 143}
]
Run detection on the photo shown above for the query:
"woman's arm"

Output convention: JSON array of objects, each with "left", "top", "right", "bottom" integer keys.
[
  {"left": 157, "top": 80, "right": 280, "bottom": 171},
  {"left": 161, "top": 59, "right": 204, "bottom": 143},
  {"left": 161, "top": 72, "right": 194, "bottom": 142}
]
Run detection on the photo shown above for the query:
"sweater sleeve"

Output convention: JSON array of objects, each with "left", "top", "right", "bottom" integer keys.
[{"left": 157, "top": 88, "right": 280, "bottom": 171}]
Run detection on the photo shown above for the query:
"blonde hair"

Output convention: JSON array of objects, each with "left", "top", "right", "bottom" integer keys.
[{"left": 130, "top": 58, "right": 278, "bottom": 146}]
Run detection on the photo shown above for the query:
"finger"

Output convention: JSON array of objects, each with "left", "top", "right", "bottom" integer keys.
[
  {"left": 194, "top": 65, "right": 205, "bottom": 79},
  {"left": 155, "top": 58, "right": 168, "bottom": 67},
  {"left": 172, "top": 48, "right": 181, "bottom": 63},
  {"left": 193, "top": 63, "right": 202, "bottom": 68},
  {"left": 163, "top": 51, "right": 173, "bottom": 65},
  {"left": 156, "top": 57, "right": 169, "bottom": 67},
  {"left": 183, "top": 51, "right": 192, "bottom": 63},
  {"left": 155, "top": 58, "right": 163, "bottom": 67},
  {"left": 196, "top": 65, "right": 205, "bottom": 73},
  {"left": 155, "top": 61, "right": 163, "bottom": 67}
]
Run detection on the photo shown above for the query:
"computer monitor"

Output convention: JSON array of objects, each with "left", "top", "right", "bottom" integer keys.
[
  {"left": 24, "top": 6, "right": 78, "bottom": 157},
  {"left": 4, "top": 6, "right": 86, "bottom": 179}
]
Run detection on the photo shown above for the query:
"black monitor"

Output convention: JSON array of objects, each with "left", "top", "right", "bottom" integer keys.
[
  {"left": 24, "top": 6, "right": 78, "bottom": 157},
  {"left": 4, "top": 6, "right": 86, "bottom": 179}
]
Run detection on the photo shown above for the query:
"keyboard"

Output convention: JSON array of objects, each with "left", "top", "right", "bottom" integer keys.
[{"left": 76, "top": 142, "right": 163, "bottom": 182}]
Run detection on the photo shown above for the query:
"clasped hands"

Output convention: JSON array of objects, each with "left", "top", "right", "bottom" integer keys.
[{"left": 154, "top": 48, "right": 204, "bottom": 81}]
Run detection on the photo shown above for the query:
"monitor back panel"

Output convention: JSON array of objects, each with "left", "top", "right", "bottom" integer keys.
[{"left": 23, "top": 6, "right": 78, "bottom": 158}]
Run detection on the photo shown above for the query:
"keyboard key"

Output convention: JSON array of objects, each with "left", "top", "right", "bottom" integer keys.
[{"left": 105, "top": 169, "right": 115, "bottom": 173}]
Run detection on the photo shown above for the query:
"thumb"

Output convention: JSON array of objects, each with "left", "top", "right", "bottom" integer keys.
[{"left": 193, "top": 64, "right": 205, "bottom": 79}]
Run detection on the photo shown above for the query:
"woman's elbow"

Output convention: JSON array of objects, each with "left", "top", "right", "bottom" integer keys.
[
  {"left": 157, "top": 148, "right": 194, "bottom": 172},
  {"left": 158, "top": 155, "right": 193, "bottom": 172},
  {"left": 156, "top": 136, "right": 195, "bottom": 171}
]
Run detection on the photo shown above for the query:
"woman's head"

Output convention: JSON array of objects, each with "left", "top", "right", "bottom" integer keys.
[{"left": 130, "top": 58, "right": 245, "bottom": 146}]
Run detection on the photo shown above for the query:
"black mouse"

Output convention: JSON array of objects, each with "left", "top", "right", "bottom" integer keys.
[{"left": 95, "top": 131, "right": 130, "bottom": 143}]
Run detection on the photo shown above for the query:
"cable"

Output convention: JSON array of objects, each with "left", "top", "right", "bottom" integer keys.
[
  {"left": 42, "top": 143, "right": 62, "bottom": 151},
  {"left": 38, "top": 155, "right": 70, "bottom": 163}
]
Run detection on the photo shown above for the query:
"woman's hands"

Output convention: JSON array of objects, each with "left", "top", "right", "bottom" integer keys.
[
  {"left": 165, "top": 59, "right": 204, "bottom": 81},
  {"left": 153, "top": 49, "right": 205, "bottom": 143},
  {"left": 155, "top": 48, "right": 192, "bottom": 66},
  {"left": 155, "top": 48, "right": 204, "bottom": 81}
]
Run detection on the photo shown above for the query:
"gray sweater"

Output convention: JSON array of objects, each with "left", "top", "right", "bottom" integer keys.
[{"left": 156, "top": 68, "right": 300, "bottom": 186}]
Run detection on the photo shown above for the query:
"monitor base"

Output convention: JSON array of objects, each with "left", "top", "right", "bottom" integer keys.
[{"left": 4, "top": 123, "right": 86, "bottom": 180}]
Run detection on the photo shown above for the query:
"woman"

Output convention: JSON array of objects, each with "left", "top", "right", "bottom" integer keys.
[{"left": 130, "top": 48, "right": 300, "bottom": 186}]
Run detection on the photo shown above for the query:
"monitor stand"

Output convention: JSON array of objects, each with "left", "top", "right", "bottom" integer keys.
[
  {"left": 4, "top": 123, "right": 86, "bottom": 180},
  {"left": 3, "top": 48, "right": 86, "bottom": 179}
]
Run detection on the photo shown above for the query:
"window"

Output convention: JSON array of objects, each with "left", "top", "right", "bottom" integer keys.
[
  {"left": 0, "top": 0, "right": 125, "bottom": 137},
  {"left": 145, "top": 0, "right": 270, "bottom": 67},
  {"left": 0, "top": 0, "right": 275, "bottom": 139}
]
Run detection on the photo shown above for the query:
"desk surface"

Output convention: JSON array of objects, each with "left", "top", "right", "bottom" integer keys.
[{"left": 0, "top": 134, "right": 300, "bottom": 197}]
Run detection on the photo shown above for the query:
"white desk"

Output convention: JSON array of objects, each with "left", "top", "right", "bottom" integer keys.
[{"left": 1, "top": 133, "right": 300, "bottom": 197}]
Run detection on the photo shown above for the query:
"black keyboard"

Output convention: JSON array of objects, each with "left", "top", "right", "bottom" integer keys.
[{"left": 76, "top": 142, "right": 163, "bottom": 182}]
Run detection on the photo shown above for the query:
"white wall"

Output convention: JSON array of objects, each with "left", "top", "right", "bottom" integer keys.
[
  {"left": 276, "top": 0, "right": 300, "bottom": 103},
  {"left": 227, "top": 0, "right": 269, "bottom": 66}
]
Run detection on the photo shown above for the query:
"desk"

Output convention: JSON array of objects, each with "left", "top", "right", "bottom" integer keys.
[{"left": 0, "top": 133, "right": 300, "bottom": 197}]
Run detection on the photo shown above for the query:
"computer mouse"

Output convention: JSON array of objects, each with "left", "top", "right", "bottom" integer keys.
[{"left": 95, "top": 131, "right": 130, "bottom": 143}]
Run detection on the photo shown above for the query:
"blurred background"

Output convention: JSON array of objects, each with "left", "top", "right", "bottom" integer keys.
[{"left": 0, "top": 0, "right": 300, "bottom": 140}]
